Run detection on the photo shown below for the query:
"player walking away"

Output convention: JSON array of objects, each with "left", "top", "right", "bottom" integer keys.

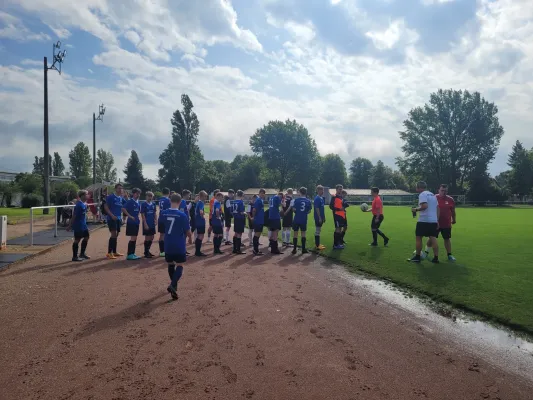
[
  {"left": 207, "top": 189, "right": 220, "bottom": 243},
  {"left": 268, "top": 191, "right": 284, "bottom": 254},
  {"left": 157, "top": 188, "right": 172, "bottom": 257},
  {"left": 224, "top": 189, "right": 235, "bottom": 245},
  {"left": 141, "top": 191, "right": 157, "bottom": 258},
  {"left": 211, "top": 192, "right": 225, "bottom": 254},
  {"left": 282, "top": 188, "right": 294, "bottom": 247},
  {"left": 68, "top": 190, "right": 91, "bottom": 261},
  {"left": 330, "top": 184, "right": 347, "bottom": 250},
  {"left": 251, "top": 189, "right": 266, "bottom": 255},
  {"left": 247, "top": 194, "right": 257, "bottom": 245},
  {"left": 104, "top": 183, "right": 125, "bottom": 259},
  {"left": 425, "top": 184, "right": 456, "bottom": 261},
  {"left": 340, "top": 190, "right": 350, "bottom": 245},
  {"left": 231, "top": 190, "right": 247, "bottom": 255},
  {"left": 313, "top": 185, "right": 326, "bottom": 250},
  {"left": 189, "top": 193, "right": 198, "bottom": 241},
  {"left": 365, "top": 187, "right": 389, "bottom": 247},
  {"left": 410, "top": 181, "right": 440, "bottom": 263},
  {"left": 161, "top": 193, "right": 191, "bottom": 301},
  {"left": 194, "top": 191, "right": 208, "bottom": 256},
  {"left": 291, "top": 187, "right": 312, "bottom": 254},
  {"left": 123, "top": 188, "right": 142, "bottom": 260},
  {"left": 264, "top": 203, "right": 271, "bottom": 247},
  {"left": 180, "top": 190, "right": 193, "bottom": 255}
]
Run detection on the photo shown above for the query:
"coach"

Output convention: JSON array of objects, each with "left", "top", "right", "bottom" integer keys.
[{"left": 410, "top": 181, "right": 440, "bottom": 264}]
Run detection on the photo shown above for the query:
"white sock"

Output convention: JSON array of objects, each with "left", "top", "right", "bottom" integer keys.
[
  {"left": 285, "top": 230, "right": 289, "bottom": 243},
  {"left": 248, "top": 230, "right": 253, "bottom": 242},
  {"left": 194, "top": 231, "right": 198, "bottom": 240},
  {"left": 424, "top": 246, "right": 430, "bottom": 253},
  {"left": 268, "top": 231, "right": 272, "bottom": 240}
]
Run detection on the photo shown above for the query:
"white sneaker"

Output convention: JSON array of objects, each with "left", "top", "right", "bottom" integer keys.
[
  {"left": 207, "top": 239, "right": 212, "bottom": 244},
  {"left": 448, "top": 255, "right": 456, "bottom": 262}
]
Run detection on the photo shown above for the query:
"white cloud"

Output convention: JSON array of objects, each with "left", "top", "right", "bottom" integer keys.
[
  {"left": 421, "top": 0, "right": 456, "bottom": 5},
  {"left": 0, "top": 11, "right": 51, "bottom": 42},
  {"left": 365, "top": 19, "right": 419, "bottom": 50},
  {"left": 87, "top": 68, "right": 94, "bottom": 74}
]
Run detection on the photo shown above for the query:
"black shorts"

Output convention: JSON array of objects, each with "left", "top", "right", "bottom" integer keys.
[
  {"left": 212, "top": 225, "right": 223, "bottom": 235},
  {"left": 292, "top": 222, "right": 307, "bottom": 232},
  {"left": 437, "top": 227, "right": 452, "bottom": 240},
  {"left": 234, "top": 218, "right": 245, "bottom": 234},
  {"left": 107, "top": 219, "right": 122, "bottom": 232},
  {"left": 196, "top": 225, "right": 206, "bottom": 235},
  {"left": 371, "top": 214, "right": 384, "bottom": 230},
  {"left": 165, "top": 253, "right": 187, "bottom": 264},
  {"left": 253, "top": 223, "right": 264, "bottom": 233},
  {"left": 224, "top": 216, "right": 232, "bottom": 228},
  {"left": 416, "top": 222, "right": 438, "bottom": 238},
  {"left": 126, "top": 224, "right": 140, "bottom": 237},
  {"left": 157, "top": 220, "right": 166, "bottom": 234},
  {"left": 282, "top": 212, "right": 293, "bottom": 228},
  {"left": 143, "top": 227, "right": 156, "bottom": 236},
  {"left": 209, "top": 218, "right": 213, "bottom": 226},
  {"left": 74, "top": 229, "right": 90, "bottom": 239},
  {"left": 334, "top": 214, "right": 347, "bottom": 228},
  {"left": 269, "top": 219, "right": 281, "bottom": 231}
]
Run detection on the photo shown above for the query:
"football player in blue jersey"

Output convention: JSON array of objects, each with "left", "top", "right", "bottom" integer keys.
[
  {"left": 161, "top": 193, "right": 191, "bottom": 300},
  {"left": 122, "top": 188, "right": 142, "bottom": 260},
  {"left": 194, "top": 191, "right": 208, "bottom": 256},
  {"left": 246, "top": 194, "right": 257, "bottom": 245},
  {"left": 211, "top": 192, "right": 225, "bottom": 254},
  {"left": 67, "top": 190, "right": 90, "bottom": 262},
  {"left": 313, "top": 185, "right": 326, "bottom": 251},
  {"left": 157, "top": 187, "right": 172, "bottom": 257},
  {"left": 251, "top": 189, "right": 266, "bottom": 256},
  {"left": 268, "top": 191, "right": 284, "bottom": 254},
  {"left": 104, "top": 183, "right": 125, "bottom": 259},
  {"left": 141, "top": 191, "right": 157, "bottom": 258},
  {"left": 281, "top": 188, "right": 294, "bottom": 247},
  {"left": 231, "top": 190, "right": 247, "bottom": 254},
  {"left": 291, "top": 187, "right": 312, "bottom": 254}
]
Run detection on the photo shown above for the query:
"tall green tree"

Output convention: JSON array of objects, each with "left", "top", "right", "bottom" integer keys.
[
  {"left": 228, "top": 155, "right": 265, "bottom": 190},
  {"left": 69, "top": 142, "right": 92, "bottom": 179},
  {"left": 196, "top": 161, "right": 224, "bottom": 194},
  {"left": 32, "top": 155, "right": 52, "bottom": 176},
  {"left": 397, "top": 89, "right": 504, "bottom": 192},
  {"left": 52, "top": 152, "right": 65, "bottom": 176},
  {"left": 349, "top": 157, "right": 373, "bottom": 188},
  {"left": 124, "top": 150, "right": 145, "bottom": 189},
  {"left": 319, "top": 154, "right": 348, "bottom": 187},
  {"left": 507, "top": 140, "right": 533, "bottom": 197},
  {"left": 14, "top": 173, "right": 42, "bottom": 194},
  {"left": 369, "top": 160, "right": 394, "bottom": 188},
  {"left": 250, "top": 119, "right": 320, "bottom": 190},
  {"left": 159, "top": 94, "right": 203, "bottom": 192},
  {"left": 95, "top": 149, "right": 117, "bottom": 183}
]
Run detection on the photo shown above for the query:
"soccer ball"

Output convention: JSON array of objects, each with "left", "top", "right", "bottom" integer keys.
[
  {"left": 360, "top": 203, "right": 369, "bottom": 212},
  {"left": 413, "top": 250, "right": 427, "bottom": 260}
]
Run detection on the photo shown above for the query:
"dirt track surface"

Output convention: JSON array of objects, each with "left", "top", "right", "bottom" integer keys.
[{"left": 0, "top": 229, "right": 531, "bottom": 400}]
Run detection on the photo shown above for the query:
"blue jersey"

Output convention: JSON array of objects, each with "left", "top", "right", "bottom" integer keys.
[
  {"left": 253, "top": 197, "right": 264, "bottom": 225},
  {"left": 292, "top": 197, "right": 312, "bottom": 224},
  {"left": 158, "top": 197, "right": 171, "bottom": 221},
  {"left": 72, "top": 201, "right": 88, "bottom": 231},
  {"left": 195, "top": 200, "right": 205, "bottom": 225},
  {"left": 211, "top": 200, "right": 223, "bottom": 226},
  {"left": 125, "top": 199, "right": 141, "bottom": 225},
  {"left": 313, "top": 195, "right": 325, "bottom": 221},
  {"left": 231, "top": 199, "right": 245, "bottom": 219},
  {"left": 162, "top": 209, "right": 190, "bottom": 255},
  {"left": 106, "top": 193, "right": 124, "bottom": 219},
  {"left": 179, "top": 199, "right": 187, "bottom": 214},
  {"left": 140, "top": 201, "right": 156, "bottom": 228},
  {"left": 268, "top": 195, "right": 281, "bottom": 220}
]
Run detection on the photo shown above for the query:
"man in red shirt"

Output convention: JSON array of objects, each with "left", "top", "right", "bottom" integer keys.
[
  {"left": 364, "top": 187, "right": 389, "bottom": 247},
  {"left": 425, "top": 184, "right": 456, "bottom": 261}
]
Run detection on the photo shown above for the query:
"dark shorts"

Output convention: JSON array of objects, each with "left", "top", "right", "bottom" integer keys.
[
  {"left": 126, "top": 224, "right": 140, "bottom": 237},
  {"left": 437, "top": 227, "right": 452, "bottom": 240},
  {"left": 107, "top": 219, "right": 122, "bottom": 232},
  {"left": 196, "top": 224, "right": 206, "bottom": 235},
  {"left": 143, "top": 227, "right": 156, "bottom": 236},
  {"left": 209, "top": 218, "right": 213, "bottom": 227},
  {"left": 74, "top": 229, "right": 90, "bottom": 240},
  {"left": 165, "top": 253, "right": 187, "bottom": 264},
  {"left": 269, "top": 218, "right": 281, "bottom": 231},
  {"left": 212, "top": 225, "right": 223, "bottom": 235},
  {"left": 371, "top": 214, "right": 384, "bottom": 230},
  {"left": 253, "top": 223, "right": 264, "bottom": 233},
  {"left": 292, "top": 222, "right": 307, "bottom": 232},
  {"left": 234, "top": 218, "right": 245, "bottom": 234},
  {"left": 334, "top": 214, "right": 347, "bottom": 228},
  {"left": 416, "top": 222, "right": 438, "bottom": 238},
  {"left": 224, "top": 216, "right": 232, "bottom": 228},
  {"left": 282, "top": 212, "right": 293, "bottom": 228},
  {"left": 157, "top": 220, "right": 166, "bottom": 234}
]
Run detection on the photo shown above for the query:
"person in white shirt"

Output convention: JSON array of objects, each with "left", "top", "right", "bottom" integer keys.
[{"left": 409, "top": 181, "right": 440, "bottom": 263}]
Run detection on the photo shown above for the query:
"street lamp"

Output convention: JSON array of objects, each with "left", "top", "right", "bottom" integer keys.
[
  {"left": 43, "top": 41, "right": 67, "bottom": 214},
  {"left": 92, "top": 104, "right": 106, "bottom": 184}
]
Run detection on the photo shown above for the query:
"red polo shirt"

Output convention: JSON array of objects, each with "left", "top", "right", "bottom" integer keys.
[{"left": 437, "top": 195, "right": 455, "bottom": 228}]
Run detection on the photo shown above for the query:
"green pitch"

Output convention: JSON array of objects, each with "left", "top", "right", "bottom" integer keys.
[
  {"left": 312, "top": 206, "right": 533, "bottom": 334},
  {"left": 0, "top": 207, "right": 47, "bottom": 221}
]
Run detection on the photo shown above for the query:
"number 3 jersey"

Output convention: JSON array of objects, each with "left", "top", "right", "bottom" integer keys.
[
  {"left": 291, "top": 197, "right": 312, "bottom": 224},
  {"left": 161, "top": 208, "right": 190, "bottom": 255}
]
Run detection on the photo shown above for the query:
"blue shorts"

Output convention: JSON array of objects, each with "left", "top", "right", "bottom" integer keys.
[
  {"left": 196, "top": 223, "right": 206, "bottom": 235},
  {"left": 292, "top": 221, "right": 307, "bottom": 232},
  {"left": 165, "top": 253, "right": 187, "bottom": 264},
  {"left": 234, "top": 218, "right": 245, "bottom": 234},
  {"left": 107, "top": 218, "right": 122, "bottom": 232}
]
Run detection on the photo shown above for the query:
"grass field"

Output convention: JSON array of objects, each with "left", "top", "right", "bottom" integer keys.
[
  {"left": 310, "top": 206, "right": 533, "bottom": 334},
  {"left": 0, "top": 207, "right": 47, "bottom": 221}
]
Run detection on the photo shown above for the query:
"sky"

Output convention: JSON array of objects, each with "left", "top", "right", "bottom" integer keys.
[{"left": 1, "top": 0, "right": 532, "bottom": 181}]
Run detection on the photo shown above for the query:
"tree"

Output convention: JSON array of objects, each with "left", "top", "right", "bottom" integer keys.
[
  {"left": 159, "top": 94, "right": 203, "bottom": 192},
  {"left": 69, "top": 142, "right": 92, "bottom": 179},
  {"left": 467, "top": 164, "right": 507, "bottom": 204},
  {"left": 210, "top": 160, "right": 232, "bottom": 189},
  {"left": 14, "top": 173, "right": 42, "bottom": 194},
  {"left": 250, "top": 119, "right": 320, "bottom": 190},
  {"left": 95, "top": 149, "right": 117, "bottom": 183},
  {"left": 143, "top": 179, "right": 159, "bottom": 192},
  {"left": 319, "top": 154, "right": 348, "bottom": 187},
  {"left": 397, "top": 89, "right": 504, "bottom": 192},
  {"left": 52, "top": 152, "right": 65, "bottom": 176},
  {"left": 51, "top": 181, "right": 79, "bottom": 204},
  {"left": 369, "top": 160, "right": 394, "bottom": 188},
  {"left": 196, "top": 161, "right": 224, "bottom": 194},
  {"left": 228, "top": 155, "right": 265, "bottom": 190},
  {"left": 124, "top": 150, "right": 145, "bottom": 189},
  {"left": 32, "top": 155, "right": 52, "bottom": 176},
  {"left": 349, "top": 157, "right": 373, "bottom": 188},
  {"left": 507, "top": 141, "right": 533, "bottom": 197}
]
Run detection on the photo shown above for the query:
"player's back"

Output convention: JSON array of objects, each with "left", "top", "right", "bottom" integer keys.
[
  {"left": 293, "top": 197, "right": 311, "bottom": 223},
  {"left": 162, "top": 209, "right": 189, "bottom": 255},
  {"left": 232, "top": 199, "right": 245, "bottom": 218},
  {"left": 158, "top": 197, "right": 171, "bottom": 218}
]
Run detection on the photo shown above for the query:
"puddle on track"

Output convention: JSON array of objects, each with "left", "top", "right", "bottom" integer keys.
[{"left": 313, "top": 258, "right": 533, "bottom": 383}]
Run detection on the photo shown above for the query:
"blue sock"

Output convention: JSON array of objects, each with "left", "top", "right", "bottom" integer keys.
[
  {"left": 167, "top": 264, "right": 175, "bottom": 280},
  {"left": 171, "top": 266, "right": 183, "bottom": 288}
]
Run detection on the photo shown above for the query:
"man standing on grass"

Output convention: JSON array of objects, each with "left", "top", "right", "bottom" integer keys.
[
  {"left": 122, "top": 188, "right": 142, "bottom": 260},
  {"left": 365, "top": 187, "right": 389, "bottom": 247},
  {"left": 291, "top": 187, "right": 312, "bottom": 254},
  {"left": 409, "top": 181, "right": 440, "bottom": 263},
  {"left": 104, "top": 183, "right": 125, "bottom": 259},
  {"left": 68, "top": 190, "right": 91, "bottom": 262},
  {"left": 141, "top": 191, "right": 157, "bottom": 258},
  {"left": 313, "top": 185, "right": 326, "bottom": 251},
  {"left": 425, "top": 184, "right": 456, "bottom": 261},
  {"left": 281, "top": 188, "right": 294, "bottom": 247},
  {"left": 330, "top": 184, "right": 346, "bottom": 250},
  {"left": 157, "top": 188, "right": 172, "bottom": 257}
]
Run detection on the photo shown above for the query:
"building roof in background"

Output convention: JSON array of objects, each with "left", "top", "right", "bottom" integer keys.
[
  {"left": 243, "top": 188, "right": 279, "bottom": 195},
  {"left": 328, "top": 189, "right": 413, "bottom": 196}
]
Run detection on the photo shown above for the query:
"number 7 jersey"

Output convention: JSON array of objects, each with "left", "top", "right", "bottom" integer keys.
[{"left": 161, "top": 208, "right": 190, "bottom": 255}]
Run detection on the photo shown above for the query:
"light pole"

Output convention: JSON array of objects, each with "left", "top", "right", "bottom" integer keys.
[
  {"left": 43, "top": 41, "right": 66, "bottom": 214},
  {"left": 92, "top": 104, "right": 106, "bottom": 184}
]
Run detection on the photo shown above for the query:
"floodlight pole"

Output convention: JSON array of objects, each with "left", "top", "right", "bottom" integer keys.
[
  {"left": 43, "top": 41, "right": 66, "bottom": 214},
  {"left": 92, "top": 104, "right": 106, "bottom": 184}
]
